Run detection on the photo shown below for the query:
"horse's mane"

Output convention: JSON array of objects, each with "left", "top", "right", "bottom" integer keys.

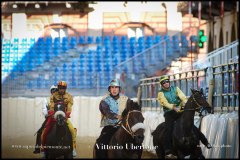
[{"left": 121, "top": 100, "right": 141, "bottom": 118}]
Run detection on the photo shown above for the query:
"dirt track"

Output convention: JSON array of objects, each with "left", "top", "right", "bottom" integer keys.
[{"left": 2, "top": 136, "right": 157, "bottom": 159}]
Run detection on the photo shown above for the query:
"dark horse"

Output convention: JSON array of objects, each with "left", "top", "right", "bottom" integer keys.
[
  {"left": 45, "top": 100, "right": 73, "bottom": 159},
  {"left": 152, "top": 89, "right": 212, "bottom": 159},
  {"left": 93, "top": 100, "right": 145, "bottom": 159}
]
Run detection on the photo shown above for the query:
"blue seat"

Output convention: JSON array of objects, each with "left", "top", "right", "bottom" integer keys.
[
  {"left": 87, "top": 36, "right": 93, "bottom": 44},
  {"left": 46, "top": 37, "right": 52, "bottom": 44},
  {"left": 103, "top": 36, "right": 110, "bottom": 46},
  {"left": 121, "top": 36, "right": 128, "bottom": 44},
  {"left": 78, "top": 36, "right": 85, "bottom": 44},
  {"left": 96, "top": 36, "right": 102, "bottom": 44},
  {"left": 181, "top": 35, "right": 188, "bottom": 47},
  {"left": 70, "top": 37, "right": 77, "bottom": 49}
]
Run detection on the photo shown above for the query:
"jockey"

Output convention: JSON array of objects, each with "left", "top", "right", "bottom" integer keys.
[
  {"left": 157, "top": 75, "right": 212, "bottom": 158},
  {"left": 41, "top": 81, "right": 77, "bottom": 157},
  {"left": 95, "top": 79, "right": 132, "bottom": 158},
  {"left": 33, "top": 85, "right": 58, "bottom": 154}
]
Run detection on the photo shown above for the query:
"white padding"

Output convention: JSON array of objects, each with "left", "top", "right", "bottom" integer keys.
[
  {"left": 54, "top": 111, "right": 65, "bottom": 119},
  {"left": 131, "top": 123, "right": 145, "bottom": 132}
]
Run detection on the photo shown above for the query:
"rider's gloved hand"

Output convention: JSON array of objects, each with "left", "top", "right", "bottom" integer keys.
[
  {"left": 48, "top": 110, "right": 54, "bottom": 117},
  {"left": 116, "top": 115, "right": 122, "bottom": 121},
  {"left": 173, "top": 105, "right": 180, "bottom": 112},
  {"left": 66, "top": 111, "right": 71, "bottom": 118}
]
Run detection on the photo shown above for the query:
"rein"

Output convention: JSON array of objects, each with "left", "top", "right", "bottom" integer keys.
[
  {"left": 121, "top": 110, "right": 144, "bottom": 138},
  {"left": 183, "top": 93, "right": 203, "bottom": 112}
]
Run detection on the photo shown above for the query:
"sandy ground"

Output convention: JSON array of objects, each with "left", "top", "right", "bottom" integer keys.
[{"left": 2, "top": 136, "right": 157, "bottom": 159}]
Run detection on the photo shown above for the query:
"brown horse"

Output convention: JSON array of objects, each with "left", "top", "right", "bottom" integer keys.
[
  {"left": 152, "top": 89, "right": 212, "bottom": 159},
  {"left": 93, "top": 100, "right": 145, "bottom": 159},
  {"left": 45, "top": 101, "right": 73, "bottom": 159}
]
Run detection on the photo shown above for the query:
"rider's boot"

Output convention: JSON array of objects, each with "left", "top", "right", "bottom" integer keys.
[
  {"left": 72, "top": 141, "right": 77, "bottom": 157},
  {"left": 40, "top": 145, "right": 46, "bottom": 159}
]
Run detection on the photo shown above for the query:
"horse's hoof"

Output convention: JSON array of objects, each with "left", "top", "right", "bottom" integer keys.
[
  {"left": 33, "top": 149, "right": 40, "bottom": 154},
  {"left": 165, "top": 154, "right": 177, "bottom": 159},
  {"left": 207, "top": 143, "right": 212, "bottom": 149}
]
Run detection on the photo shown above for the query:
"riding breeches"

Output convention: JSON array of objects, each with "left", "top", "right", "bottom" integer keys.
[
  {"left": 164, "top": 111, "right": 181, "bottom": 151},
  {"left": 66, "top": 119, "right": 76, "bottom": 145}
]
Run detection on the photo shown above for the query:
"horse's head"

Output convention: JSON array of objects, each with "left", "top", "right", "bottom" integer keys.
[
  {"left": 189, "top": 88, "right": 212, "bottom": 115},
  {"left": 54, "top": 110, "right": 66, "bottom": 126},
  {"left": 121, "top": 100, "right": 145, "bottom": 145},
  {"left": 54, "top": 101, "right": 65, "bottom": 112},
  {"left": 54, "top": 101, "right": 66, "bottom": 126}
]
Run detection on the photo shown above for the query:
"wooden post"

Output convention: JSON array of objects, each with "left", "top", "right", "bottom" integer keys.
[
  {"left": 208, "top": 79, "right": 215, "bottom": 107},
  {"left": 137, "top": 85, "right": 142, "bottom": 106}
]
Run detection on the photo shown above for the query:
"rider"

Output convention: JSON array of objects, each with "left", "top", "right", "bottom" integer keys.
[
  {"left": 95, "top": 79, "right": 131, "bottom": 158},
  {"left": 33, "top": 85, "right": 58, "bottom": 154},
  {"left": 41, "top": 81, "right": 77, "bottom": 157},
  {"left": 157, "top": 75, "right": 212, "bottom": 158}
]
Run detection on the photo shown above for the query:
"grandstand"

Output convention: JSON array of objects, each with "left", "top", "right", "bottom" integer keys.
[
  {"left": 2, "top": 34, "right": 191, "bottom": 97},
  {"left": 1, "top": 1, "right": 238, "bottom": 98}
]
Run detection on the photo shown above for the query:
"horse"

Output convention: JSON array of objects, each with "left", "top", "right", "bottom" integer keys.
[
  {"left": 152, "top": 88, "right": 212, "bottom": 159},
  {"left": 93, "top": 100, "right": 145, "bottom": 159},
  {"left": 45, "top": 100, "right": 73, "bottom": 159}
]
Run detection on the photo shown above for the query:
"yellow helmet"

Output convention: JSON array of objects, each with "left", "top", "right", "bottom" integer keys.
[{"left": 159, "top": 75, "right": 170, "bottom": 84}]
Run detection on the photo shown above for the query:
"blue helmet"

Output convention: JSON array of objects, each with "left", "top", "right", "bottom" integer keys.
[{"left": 108, "top": 79, "right": 121, "bottom": 92}]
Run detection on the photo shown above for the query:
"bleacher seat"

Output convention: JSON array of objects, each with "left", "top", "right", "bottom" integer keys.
[
  {"left": 96, "top": 36, "right": 102, "bottom": 44},
  {"left": 87, "top": 36, "right": 94, "bottom": 44},
  {"left": 70, "top": 37, "right": 77, "bottom": 49},
  {"left": 78, "top": 36, "right": 85, "bottom": 44}
]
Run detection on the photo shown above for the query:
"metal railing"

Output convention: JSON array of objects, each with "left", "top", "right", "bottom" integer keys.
[{"left": 138, "top": 62, "right": 239, "bottom": 113}]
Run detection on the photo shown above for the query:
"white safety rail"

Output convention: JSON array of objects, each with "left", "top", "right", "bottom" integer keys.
[
  {"left": 2, "top": 96, "right": 103, "bottom": 138},
  {"left": 142, "top": 111, "right": 239, "bottom": 159}
]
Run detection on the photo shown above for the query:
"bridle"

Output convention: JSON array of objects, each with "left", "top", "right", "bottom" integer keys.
[
  {"left": 182, "top": 92, "right": 205, "bottom": 113},
  {"left": 121, "top": 110, "right": 145, "bottom": 138}
]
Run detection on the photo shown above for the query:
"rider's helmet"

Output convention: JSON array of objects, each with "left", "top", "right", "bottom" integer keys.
[
  {"left": 108, "top": 79, "right": 121, "bottom": 92},
  {"left": 50, "top": 85, "right": 58, "bottom": 94},
  {"left": 58, "top": 81, "right": 67, "bottom": 89},
  {"left": 159, "top": 75, "right": 170, "bottom": 85}
]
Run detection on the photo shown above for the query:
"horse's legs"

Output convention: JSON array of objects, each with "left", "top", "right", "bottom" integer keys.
[
  {"left": 155, "top": 145, "right": 165, "bottom": 158},
  {"left": 64, "top": 152, "right": 73, "bottom": 159},
  {"left": 137, "top": 149, "right": 143, "bottom": 159},
  {"left": 193, "top": 126, "right": 210, "bottom": 147},
  {"left": 189, "top": 147, "right": 205, "bottom": 159},
  {"left": 176, "top": 150, "right": 185, "bottom": 159}
]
